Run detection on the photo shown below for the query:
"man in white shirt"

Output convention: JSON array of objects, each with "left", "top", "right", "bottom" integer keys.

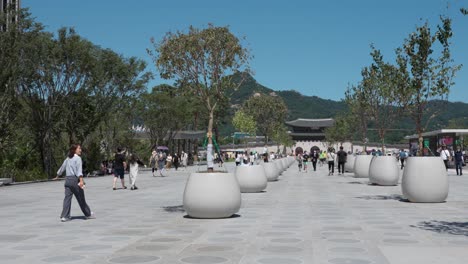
[{"left": 440, "top": 145, "right": 451, "bottom": 170}]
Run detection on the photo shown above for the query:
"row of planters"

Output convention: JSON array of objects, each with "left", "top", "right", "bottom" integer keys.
[
  {"left": 182, "top": 156, "right": 295, "bottom": 218},
  {"left": 341, "top": 16, "right": 460, "bottom": 204},
  {"left": 352, "top": 154, "right": 448, "bottom": 203}
]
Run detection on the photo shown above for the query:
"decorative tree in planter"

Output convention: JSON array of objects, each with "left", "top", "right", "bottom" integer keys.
[
  {"left": 397, "top": 17, "right": 461, "bottom": 202},
  {"left": 362, "top": 46, "right": 409, "bottom": 153},
  {"left": 396, "top": 17, "right": 461, "bottom": 155},
  {"left": 345, "top": 83, "right": 371, "bottom": 153},
  {"left": 149, "top": 24, "right": 250, "bottom": 171}
]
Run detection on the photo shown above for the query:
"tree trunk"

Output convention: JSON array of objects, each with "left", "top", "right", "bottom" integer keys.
[{"left": 207, "top": 108, "right": 215, "bottom": 171}]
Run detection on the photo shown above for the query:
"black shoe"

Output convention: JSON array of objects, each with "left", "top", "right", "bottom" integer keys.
[
  {"left": 130, "top": 186, "right": 134, "bottom": 190},
  {"left": 123, "top": 186, "right": 127, "bottom": 189},
  {"left": 113, "top": 187, "right": 116, "bottom": 190},
  {"left": 134, "top": 186, "right": 138, "bottom": 190}
]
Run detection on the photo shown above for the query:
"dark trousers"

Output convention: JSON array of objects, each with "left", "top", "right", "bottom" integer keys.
[
  {"left": 328, "top": 161, "right": 334, "bottom": 173},
  {"left": 61, "top": 176, "right": 92, "bottom": 218},
  {"left": 456, "top": 162, "right": 463, "bottom": 175},
  {"left": 443, "top": 160, "right": 448, "bottom": 170},
  {"left": 338, "top": 162, "right": 345, "bottom": 173},
  {"left": 400, "top": 159, "right": 405, "bottom": 169},
  {"left": 312, "top": 160, "right": 317, "bottom": 171}
]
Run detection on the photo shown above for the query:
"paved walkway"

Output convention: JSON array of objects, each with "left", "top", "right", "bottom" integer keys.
[{"left": 1, "top": 161, "right": 468, "bottom": 264}]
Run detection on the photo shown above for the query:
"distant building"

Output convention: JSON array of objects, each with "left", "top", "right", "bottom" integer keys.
[
  {"left": 285, "top": 118, "right": 335, "bottom": 141},
  {"left": 404, "top": 129, "right": 468, "bottom": 156},
  {"left": 0, "top": 0, "right": 20, "bottom": 31}
]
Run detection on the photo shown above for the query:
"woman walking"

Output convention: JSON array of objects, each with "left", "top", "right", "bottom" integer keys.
[
  {"left": 149, "top": 150, "right": 157, "bottom": 177},
  {"left": 157, "top": 152, "right": 166, "bottom": 177},
  {"left": 56, "top": 144, "right": 94, "bottom": 222},
  {"left": 327, "top": 149, "right": 336, "bottom": 176},
  {"left": 129, "top": 154, "right": 144, "bottom": 190}
]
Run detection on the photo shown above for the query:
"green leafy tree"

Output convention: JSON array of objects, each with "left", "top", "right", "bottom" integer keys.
[
  {"left": 242, "top": 93, "right": 288, "bottom": 144},
  {"left": 271, "top": 124, "right": 293, "bottom": 154},
  {"left": 361, "top": 46, "right": 410, "bottom": 151},
  {"left": 139, "top": 84, "right": 192, "bottom": 149},
  {"left": 396, "top": 17, "right": 461, "bottom": 155},
  {"left": 345, "top": 83, "right": 371, "bottom": 151},
  {"left": 149, "top": 24, "right": 250, "bottom": 171},
  {"left": 232, "top": 110, "right": 257, "bottom": 136},
  {"left": 0, "top": 8, "right": 43, "bottom": 159},
  {"left": 18, "top": 28, "right": 96, "bottom": 177},
  {"left": 325, "top": 113, "right": 354, "bottom": 146}
]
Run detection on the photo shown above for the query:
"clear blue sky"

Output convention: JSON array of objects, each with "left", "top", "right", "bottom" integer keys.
[{"left": 23, "top": 0, "right": 468, "bottom": 102}]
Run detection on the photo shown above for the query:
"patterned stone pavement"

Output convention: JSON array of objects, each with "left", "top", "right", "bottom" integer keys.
[{"left": 1, "top": 161, "right": 468, "bottom": 264}]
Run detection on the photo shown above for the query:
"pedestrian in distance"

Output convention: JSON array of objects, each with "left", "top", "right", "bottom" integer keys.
[
  {"left": 302, "top": 151, "right": 309, "bottom": 173},
  {"left": 112, "top": 147, "right": 127, "bottom": 190},
  {"left": 157, "top": 152, "right": 166, "bottom": 177},
  {"left": 311, "top": 150, "right": 319, "bottom": 171},
  {"left": 149, "top": 150, "right": 157, "bottom": 177},
  {"left": 181, "top": 151, "right": 188, "bottom": 170},
  {"left": 399, "top": 149, "right": 408, "bottom": 169},
  {"left": 297, "top": 154, "right": 303, "bottom": 172},
  {"left": 336, "top": 146, "right": 347, "bottom": 175},
  {"left": 166, "top": 153, "right": 173, "bottom": 170},
  {"left": 319, "top": 151, "right": 327, "bottom": 167},
  {"left": 128, "top": 153, "right": 144, "bottom": 190},
  {"left": 55, "top": 144, "right": 95, "bottom": 222},
  {"left": 327, "top": 149, "right": 336, "bottom": 176},
  {"left": 173, "top": 153, "right": 180, "bottom": 171},
  {"left": 439, "top": 145, "right": 451, "bottom": 171},
  {"left": 454, "top": 147, "right": 464, "bottom": 176}
]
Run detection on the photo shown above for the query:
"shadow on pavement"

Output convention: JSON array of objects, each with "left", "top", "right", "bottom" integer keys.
[
  {"left": 355, "top": 194, "right": 405, "bottom": 201},
  {"left": 411, "top": 221, "right": 468, "bottom": 236},
  {"left": 162, "top": 205, "right": 185, "bottom": 213},
  {"left": 183, "top": 213, "right": 241, "bottom": 219}
]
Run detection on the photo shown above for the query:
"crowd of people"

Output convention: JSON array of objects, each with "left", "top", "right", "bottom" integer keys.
[{"left": 54, "top": 142, "right": 466, "bottom": 223}]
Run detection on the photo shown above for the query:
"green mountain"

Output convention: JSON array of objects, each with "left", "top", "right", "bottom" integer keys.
[
  {"left": 229, "top": 72, "right": 346, "bottom": 120},
  {"left": 219, "top": 72, "right": 468, "bottom": 144}
]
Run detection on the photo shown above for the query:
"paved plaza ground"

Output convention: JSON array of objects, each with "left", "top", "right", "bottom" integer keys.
[{"left": 1, "top": 161, "right": 468, "bottom": 264}]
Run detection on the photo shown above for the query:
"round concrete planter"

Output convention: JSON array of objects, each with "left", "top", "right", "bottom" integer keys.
[
  {"left": 281, "top": 159, "right": 288, "bottom": 171},
  {"left": 344, "top": 155, "right": 356, "bottom": 173},
  {"left": 402, "top": 157, "right": 448, "bottom": 203},
  {"left": 263, "top": 162, "right": 279, "bottom": 182},
  {"left": 235, "top": 165, "right": 268, "bottom": 193},
  {"left": 183, "top": 172, "right": 241, "bottom": 218},
  {"left": 369, "top": 156, "right": 399, "bottom": 186},
  {"left": 353, "top": 155, "right": 373, "bottom": 178},
  {"left": 274, "top": 161, "right": 283, "bottom": 175}
]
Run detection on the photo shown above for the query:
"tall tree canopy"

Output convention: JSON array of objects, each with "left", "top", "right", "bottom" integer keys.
[{"left": 149, "top": 24, "right": 250, "bottom": 170}]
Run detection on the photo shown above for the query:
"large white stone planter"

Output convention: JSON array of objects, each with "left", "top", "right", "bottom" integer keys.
[
  {"left": 354, "top": 155, "right": 373, "bottom": 178},
  {"left": 281, "top": 159, "right": 288, "bottom": 171},
  {"left": 344, "top": 155, "right": 356, "bottom": 173},
  {"left": 263, "top": 162, "right": 279, "bottom": 181},
  {"left": 183, "top": 172, "right": 241, "bottom": 218},
  {"left": 274, "top": 161, "right": 283, "bottom": 176},
  {"left": 369, "top": 156, "right": 399, "bottom": 186},
  {"left": 402, "top": 157, "right": 449, "bottom": 203},
  {"left": 235, "top": 165, "right": 268, "bottom": 193}
]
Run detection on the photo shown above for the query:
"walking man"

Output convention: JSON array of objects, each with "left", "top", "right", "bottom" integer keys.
[
  {"left": 112, "top": 147, "right": 127, "bottom": 190},
  {"left": 454, "top": 147, "right": 464, "bottom": 176},
  {"left": 311, "top": 150, "right": 319, "bottom": 171},
  {"left": 336, "top": 146, "right": 347, "bottom": 175}
]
